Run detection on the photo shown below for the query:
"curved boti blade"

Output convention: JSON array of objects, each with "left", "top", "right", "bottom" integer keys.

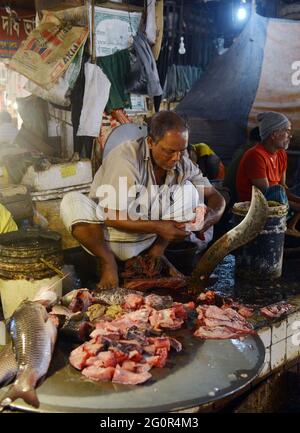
[{"left": 190, "top": 186, "right": 269, "bottom": 286}]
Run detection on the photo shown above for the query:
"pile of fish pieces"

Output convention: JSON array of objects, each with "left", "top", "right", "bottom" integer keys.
[
  {"left": 194, "top": 305, "right": 256, "bottom": 340},
  {"left": 68, "top": 291, "right": 195, "bottom": 385},
  {"left": 198, "top": 290, "right": 295, "bottom": 321},
  {"left": 260, "top": 301, "right": 294, "bottom": 318}
]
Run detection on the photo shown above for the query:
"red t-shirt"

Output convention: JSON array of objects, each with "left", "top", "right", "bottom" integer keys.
[{"left": 236, "top": 143, "right": 287, "bottom": 201}]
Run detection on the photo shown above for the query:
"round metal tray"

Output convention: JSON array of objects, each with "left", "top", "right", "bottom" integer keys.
[{"left": 0, "top": 330, "right": 265, "bottom": 413}]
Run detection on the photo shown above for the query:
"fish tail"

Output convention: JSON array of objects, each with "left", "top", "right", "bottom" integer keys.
[{"left": 0, "top": 384, "right": 40, "bottom": 409}]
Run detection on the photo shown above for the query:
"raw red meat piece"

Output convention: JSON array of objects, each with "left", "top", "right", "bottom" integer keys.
[
  {"left": 123, "top": 294, "right": 145, "bottom": 310},
  {"left": 194, "top": 326, "right": 243, "bottom": 339},
  {"left": 83, "top": 338, "right": 103, "bottom": 356},
  {"left": 112, "top": 364, "right": 152, "bottom": 385},
  {"left": 149, "top": 308, "right": 184, "bottom": 331},
  {"left": 260, "top": 302, "right": 294, "bottom": 318},
  {"left": 85, "top": 351, "right": 117, "bottom": 368},
  {"left": 82, "top": 366, "right": 115, "bottom": 382},
  {"left": 69, "top": 345, "right": 90, "bottom": 370},
  {"left": 237, "top": 307, "right": 254, "bottom": 318}
]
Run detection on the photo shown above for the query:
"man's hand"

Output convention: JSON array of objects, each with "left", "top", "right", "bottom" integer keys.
[
  {"left": 156, "top": 220, "right": 189, "bottom": 242},
  {"left": 198, "top": 207, "right": 222, "bottom": 235}
]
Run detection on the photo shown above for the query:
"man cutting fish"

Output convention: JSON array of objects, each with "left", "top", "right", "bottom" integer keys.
[{"left": 61, "top": 111, "right": 225, "bottom": 290}]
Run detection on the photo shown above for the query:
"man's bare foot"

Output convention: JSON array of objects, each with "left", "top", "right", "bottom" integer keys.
[{"left": 96, "top": 261, "right": 119, "bottom": 291}]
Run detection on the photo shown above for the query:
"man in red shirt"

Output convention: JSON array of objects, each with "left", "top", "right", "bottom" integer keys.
[{"left": 236, "top": 111, "right": 300, "bottom": 233}]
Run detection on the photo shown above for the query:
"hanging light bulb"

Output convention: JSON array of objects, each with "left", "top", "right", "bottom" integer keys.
[{"left": 178, "top": 36, "right": 186, "bottom": 55}]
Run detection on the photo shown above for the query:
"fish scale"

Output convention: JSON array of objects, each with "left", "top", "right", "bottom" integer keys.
[{"left": 0, "top": 345, "right": 17, "bottom": 387}]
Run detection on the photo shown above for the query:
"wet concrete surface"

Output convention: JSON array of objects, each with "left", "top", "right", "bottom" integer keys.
[{"left": 205, "top": 253, "right": 300, "bottom": 308}]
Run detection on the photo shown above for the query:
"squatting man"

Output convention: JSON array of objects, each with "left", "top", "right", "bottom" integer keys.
[{"left": 61, "top": 111, "right": 226, "bottom": 290}]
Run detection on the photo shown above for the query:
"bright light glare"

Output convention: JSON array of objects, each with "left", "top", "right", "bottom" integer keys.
[{"left": 237, "top": 7, "right": 247, "bottom": 21}]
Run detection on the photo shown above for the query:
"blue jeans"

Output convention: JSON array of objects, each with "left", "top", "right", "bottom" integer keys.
[{"left": 264, "top": 184, "right": 300, "bottom": 219}]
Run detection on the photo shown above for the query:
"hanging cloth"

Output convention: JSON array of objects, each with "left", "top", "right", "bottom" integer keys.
[
  {"left": 97, "top": 49, "right": 132, "bottom": 114},
  {"left": 77, "top": 63, "right": 111, "bottom": 137}
]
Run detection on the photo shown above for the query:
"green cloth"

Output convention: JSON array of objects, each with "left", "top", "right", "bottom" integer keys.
[{"left": 97, "top": 49, "right": 132, "bottom": 114}]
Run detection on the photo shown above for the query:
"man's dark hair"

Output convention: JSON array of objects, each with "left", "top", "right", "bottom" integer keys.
[
  {"left": 148, "top": 111, "right": 189, "bottom": 142},
  {"left": 0, "top": 111, "right": 12, "bottom": 124},
  {"left": 249, "top": 126, "right": 261, "bottom": 143}
]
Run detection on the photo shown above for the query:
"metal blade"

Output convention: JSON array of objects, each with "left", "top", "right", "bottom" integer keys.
[{"left": 190, "top": 186, "right": 269, "bottom": 286}]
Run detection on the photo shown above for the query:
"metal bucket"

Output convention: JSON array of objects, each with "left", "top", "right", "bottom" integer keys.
[
  {"left": 0, "top": 228, "right": 63, "bottom": 319},
  {"left": 232, "top": 201, "right": 288, "bottom": 281}
]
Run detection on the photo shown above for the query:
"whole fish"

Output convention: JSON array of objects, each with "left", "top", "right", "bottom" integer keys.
[
  {"left": 61, "top": 287, "right": 145, "bottom": 307},
  {"left": 0, "top": 301, "right": 57, "bottom": 410},
  {"left": 0, "top": 344, "right": 17, "bottom": 388}
]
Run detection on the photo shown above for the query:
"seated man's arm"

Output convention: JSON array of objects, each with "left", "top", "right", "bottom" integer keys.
[
  {"left": 281, "top": 172, "right": 300, "bottom": 206},
  {"left": 104, "top": 210, "right": 188, "bottom": 242},
  {"left": 243, "top": 151, "right": 269, "bottom": 194},
  {"left": 251, "top": 177, "right": 269, "bottom": 193}
]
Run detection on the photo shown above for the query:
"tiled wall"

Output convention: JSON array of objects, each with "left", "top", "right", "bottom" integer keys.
[{"left": 258, "top": 309, "right": 300, "bottom": 379}]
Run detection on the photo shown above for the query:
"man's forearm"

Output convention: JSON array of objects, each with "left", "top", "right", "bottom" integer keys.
[
  {"left": 105, "top": 214, "right": 160, "bottom": 235},
  {"left": 287, "top": 189, "right": 300, "bottom": 204},
  {"left": 288, "top": 200, "right": 300, "bottom": 212},
  {"left": 206, "top": 190, "right": 226, "bottom": 219}
]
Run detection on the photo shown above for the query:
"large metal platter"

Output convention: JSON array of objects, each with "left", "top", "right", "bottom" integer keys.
[{"left": 0, "top": 330, "right": 265, "bottom": 413}]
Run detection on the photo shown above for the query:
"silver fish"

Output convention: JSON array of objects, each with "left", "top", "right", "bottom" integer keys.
[
  {"left": 191, "top": 186, "right": 269, "bottom": 286},
  {"left": 0, "top": 301, "right": 57, "bottom": 410},
  {"left": 0, "top": 344, "right": 17, "bottom": 388}
]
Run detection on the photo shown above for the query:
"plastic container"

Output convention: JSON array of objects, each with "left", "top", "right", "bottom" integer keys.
[{"left": 232, "top": 201, "right": 288, "bottom": 281}]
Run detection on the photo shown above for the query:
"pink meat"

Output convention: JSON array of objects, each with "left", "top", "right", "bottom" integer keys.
[
  {"left": 85, "top": 351, "right": 117, "bottom": 368},
  {"left": 90, "top": 321, "right": 120, "bottom": 340},
  {"left": 123, "top": 294, "right": 144, "bottom": 310},
  {"left": 112, "top": 364, "right": 152, "bottom": 385},
  {"left": 197, "top": 291, "right": 216, "bottom": 305},
  {"left": 194, "top": 304, "right": 255, "bottom": 340},
  {"left": 69, "top": 289, "right": 93, "bottom": 313},
  {"left": 204, "top": 317, "right": 255, "bottom": 334},
  {"left": 82, "top": 366, "right": 115, "bottom": 382},
  {"left": 194, "top": 326, "right": 245, "bottom": 340},
  {"left": 128, "top": 350, "right": 143, "bottom": 362},
  {"left": 147, "top": 337, "right": 171, "bottom": 351},
  {"left": 184, "top": 205, "right": 206, "bottom": 231},
  {"left": 121, "top": 360, "right": 152, "bottom": 373},
  {"left": 69, "top": 345, "right": 90, "bottom": 370},
  {"left": 83, "top": 338, "right": 103, "bottom": 356},
  {"left": 110, "top": 308, "right": 152, "bottom": 335},
  {"left": 237, "top": 307, "right": 254, "bottom": 319},
  {"left": 149, "top": 308, "right": 184, "bottom": 331},
  {"left": 154, "top": 348, "right": 169, "bottom": 368},
  {"left": 260, "top": 302, "right": 294, "bottom": 318},
  {"left": 121, "top": 360, "right": 137, "bottom": 372}
]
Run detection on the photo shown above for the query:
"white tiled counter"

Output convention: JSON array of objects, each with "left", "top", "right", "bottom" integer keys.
[{"left": 256, "top": 295, "right": 300, "bottom": 380}]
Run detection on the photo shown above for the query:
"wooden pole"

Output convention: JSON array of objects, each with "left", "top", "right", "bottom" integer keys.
[{"left": 91, "top": 0, "right": 96, "bottom": 64}]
